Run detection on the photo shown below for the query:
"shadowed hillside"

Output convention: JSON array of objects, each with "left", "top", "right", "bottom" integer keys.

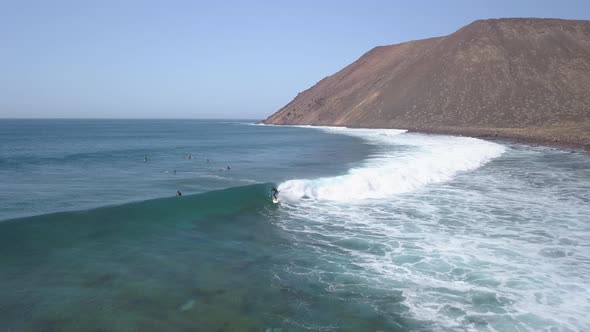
[{"left": 264, "top": 18, "right": 590, "bottom": 149}]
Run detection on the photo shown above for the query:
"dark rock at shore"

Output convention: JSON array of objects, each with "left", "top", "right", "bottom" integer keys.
[{"left": 264, "top": 18, "right": 590, "bottom": 150}]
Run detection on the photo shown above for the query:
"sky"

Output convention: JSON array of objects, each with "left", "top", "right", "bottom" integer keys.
[{"left": 1, "top": 0, "right": 589, "bottom": 119}]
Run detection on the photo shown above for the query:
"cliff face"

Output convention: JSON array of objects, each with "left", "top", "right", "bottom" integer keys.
[{"left": 264, "top": 18, "right": 590, "bottom": 149}]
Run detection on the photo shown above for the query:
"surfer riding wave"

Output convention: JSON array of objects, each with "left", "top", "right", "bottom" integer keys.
[{"left": 271, "top": 187, "right": 279, "bottom": 202}]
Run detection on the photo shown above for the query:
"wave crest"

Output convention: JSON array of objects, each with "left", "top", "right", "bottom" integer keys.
[{"left": 278, "top": 128, "right": 505, "bottom": 202}]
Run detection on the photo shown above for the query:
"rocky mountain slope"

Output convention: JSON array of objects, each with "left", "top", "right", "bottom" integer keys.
[{"left": 264, "top": 18, "right": 590, "bottom": 149}]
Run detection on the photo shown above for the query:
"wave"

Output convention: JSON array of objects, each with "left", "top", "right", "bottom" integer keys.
[
  {"left": 0, "top": 183, "right": 276, "bottom": 252},
  {"left": 5, "top": 182, "right": 275, "bottom": 224},
  {"left": 278, "top": 127, "right": 506, "bottom": 201}
]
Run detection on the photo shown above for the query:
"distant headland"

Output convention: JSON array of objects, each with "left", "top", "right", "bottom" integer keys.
[{"left": 264, "top": 18, "right": 590, "bottom": 150}]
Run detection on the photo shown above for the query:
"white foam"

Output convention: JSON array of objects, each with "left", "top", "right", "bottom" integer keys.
[
  {"left": 278, "top": 127, "right": 506, "bottom": 202},
  {"left": 269, "top": 132, "right": 590, "bottom": 330}
]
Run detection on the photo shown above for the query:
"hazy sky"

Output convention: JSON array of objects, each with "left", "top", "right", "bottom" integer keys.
[{"left": 1, "top": 0, "right": 589, "bottom": 119}]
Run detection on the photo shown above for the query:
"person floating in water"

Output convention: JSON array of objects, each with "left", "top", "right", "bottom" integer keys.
[
  {"left": 226, "top": 165, "right": 231, "bottom": 171},
  {"left": 144, "top": 155, "right": 148, "bottom": 162},
  {"left": 173, "top": 170, "right": 176, "bottom": 175},
  {"left": 188, "top": 153, "right": 192, "bottom": 160},
  {"left": 271, "top": 187, "right": 279, "bottom": 200},
  {"left": 176, "top": 190, "right": 182, "bottom": 196}
]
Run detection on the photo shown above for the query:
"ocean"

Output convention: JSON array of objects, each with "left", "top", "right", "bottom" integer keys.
[{"left": 0, "top": 119, "right": 589, "bottom": 331}]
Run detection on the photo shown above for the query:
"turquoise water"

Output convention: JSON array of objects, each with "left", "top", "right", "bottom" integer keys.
[
  {"left": 0, "top": 120, "right": 368, "bottom": 220},
  {"left": 1, "top": 120, "right": 589, "bottom": 331}
]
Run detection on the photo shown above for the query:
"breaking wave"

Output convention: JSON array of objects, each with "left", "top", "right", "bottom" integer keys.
[{"left": 278, "top": 127, "right": 506, "bottom": 201}]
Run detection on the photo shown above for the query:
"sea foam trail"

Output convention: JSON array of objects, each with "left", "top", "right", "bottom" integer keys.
[{"left": 278, "top": 127, "right": 506, "bottom": 201}]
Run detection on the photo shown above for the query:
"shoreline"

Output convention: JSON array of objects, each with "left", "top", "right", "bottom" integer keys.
[
  {"left": 404, "top": 126, "right": 590, "bottom": 153},
  {"left": 262, "top": 121, "right": 590, "bottom": 153}
]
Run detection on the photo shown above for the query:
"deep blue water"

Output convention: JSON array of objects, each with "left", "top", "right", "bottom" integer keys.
[{"left": 0, "top": 120, "right": 589, "bottom": 331}]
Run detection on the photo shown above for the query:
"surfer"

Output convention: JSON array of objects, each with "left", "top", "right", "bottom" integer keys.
[
  {"left": 176, "top": 190, "right": 182, "bottom": 196},
  {"left": 271, "top": 187, "right": 279, "bottom": 201},
  {"left": 226, "top": 165, "right": 231, "bottom": 171},
  {"left": 144, "top": 155, "right": 148, "bottom": 162}
]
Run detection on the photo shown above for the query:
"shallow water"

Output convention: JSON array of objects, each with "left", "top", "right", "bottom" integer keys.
[{"left": 0, "top": 120, "right": 588, "bottom": 331}]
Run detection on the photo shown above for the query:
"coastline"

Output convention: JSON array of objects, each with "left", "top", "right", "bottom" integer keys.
[
  {"left": 403, "top": 126, "right": 590, "bottom": 153},
  {"left": 261, "top": 121, "right": 590, "bottom": 153},
  {"left": 262, "top": 19, "right": 590, "bottom": 154}
]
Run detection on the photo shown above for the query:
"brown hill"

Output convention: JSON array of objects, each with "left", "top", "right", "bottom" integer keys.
[{"left": 264, "top": 18, "right": 590, "bottom": 150}]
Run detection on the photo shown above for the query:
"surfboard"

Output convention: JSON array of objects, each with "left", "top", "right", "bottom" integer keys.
[{"left": 272, "top": 197, "right": 279, "bottom": 204}]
